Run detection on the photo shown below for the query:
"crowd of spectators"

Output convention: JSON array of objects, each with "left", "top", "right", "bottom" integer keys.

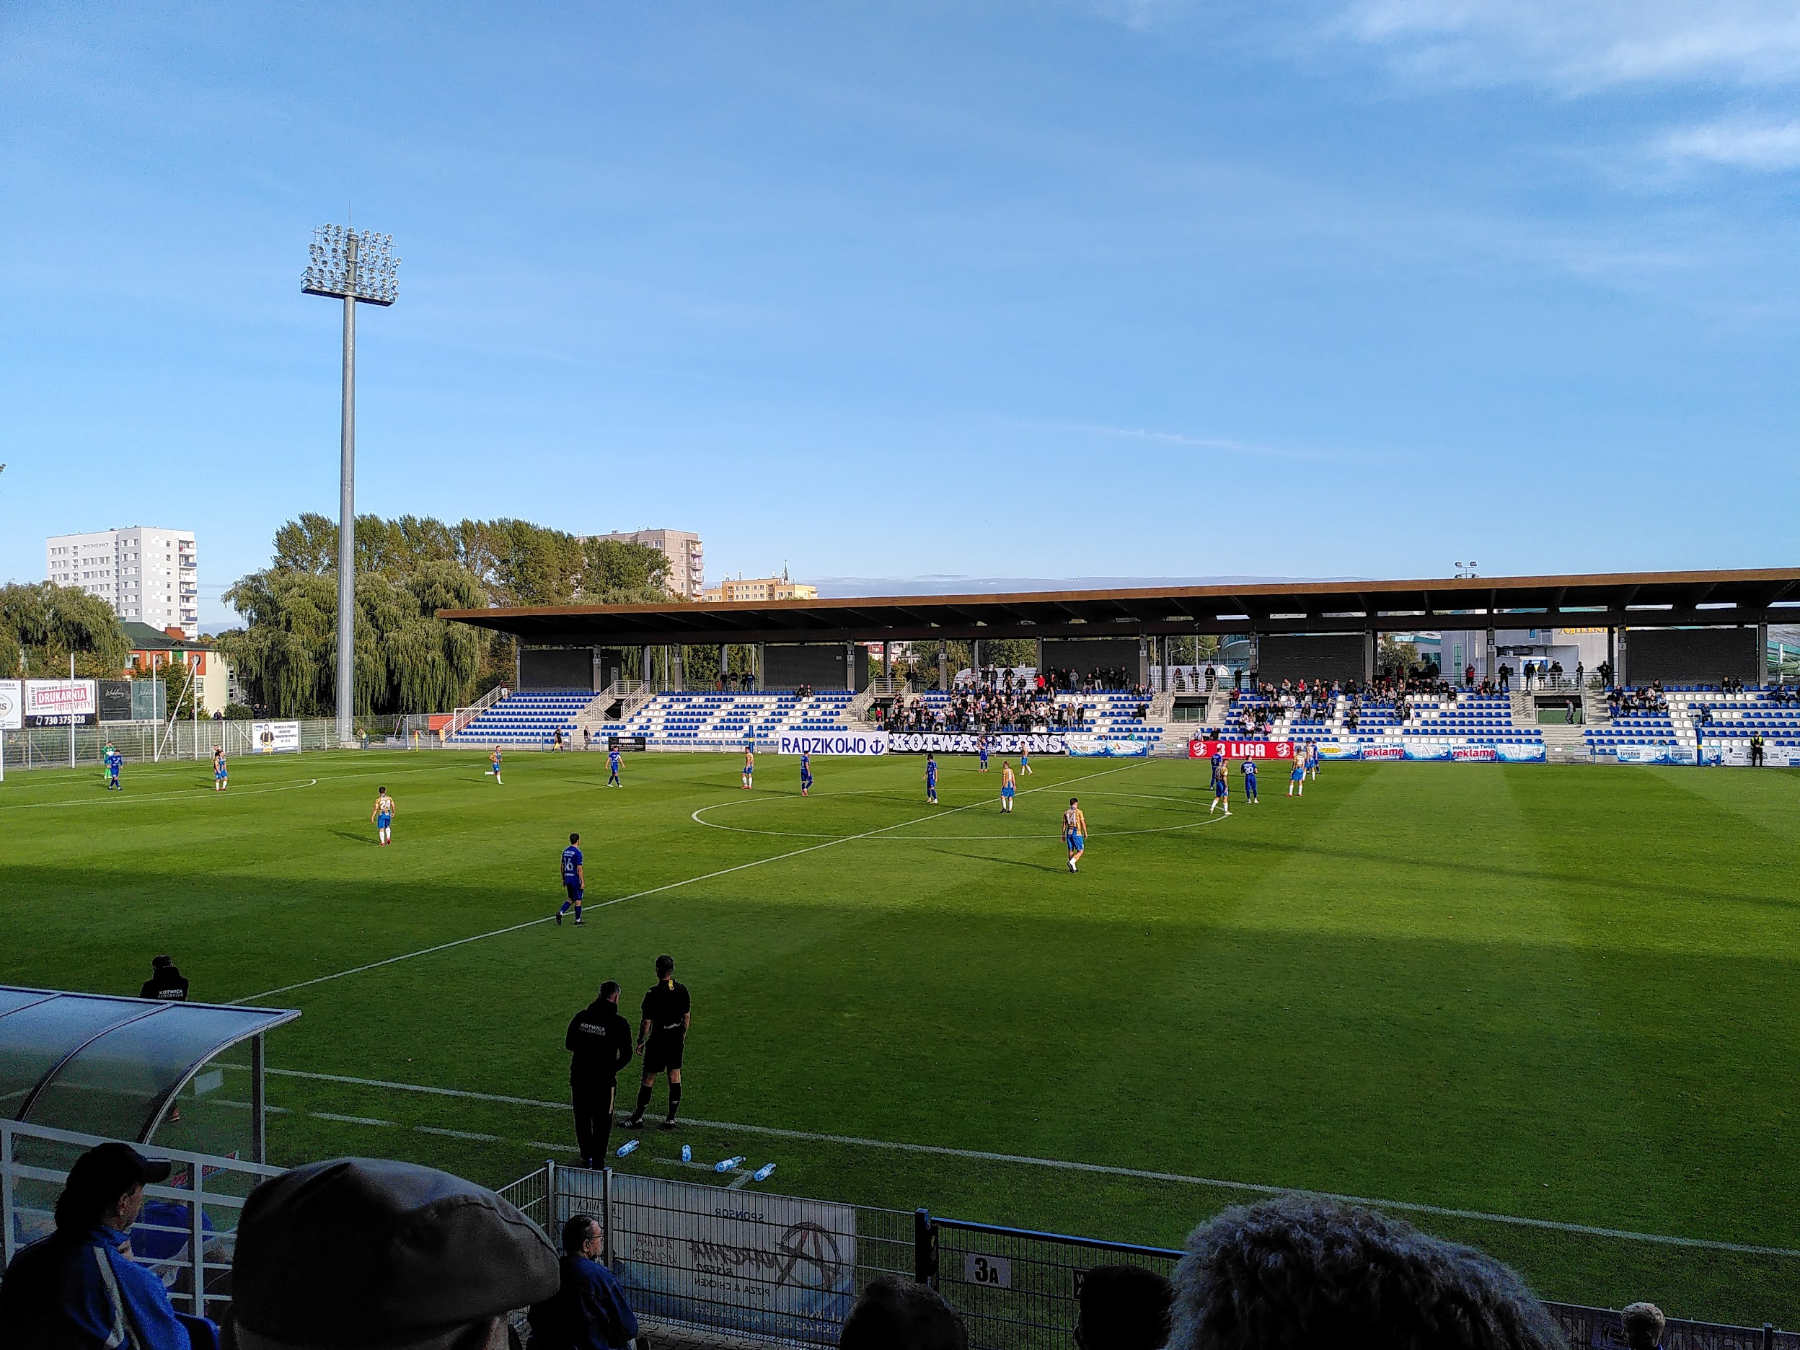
[
  {"left": 879, "top": 689, "right": 1087, "bottom": 734},
  {"left": 2, "top": 1141, "right": 1705, "bottom": 1350},
  {"left": 1608, "top": 683, "right": 1669, "bottom": 717}
]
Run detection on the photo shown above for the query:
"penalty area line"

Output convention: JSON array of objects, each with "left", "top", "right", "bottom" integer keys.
[
  {"left": 230, "top": 761, "right": 1142, "bottom": 1006},
  {"left": 260, "top": 1066, "right": 1800, "bottom": 1260}
]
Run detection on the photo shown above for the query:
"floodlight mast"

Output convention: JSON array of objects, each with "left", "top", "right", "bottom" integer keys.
[{"left": 302, "top": 225, "right": 399, "bottom": 746}]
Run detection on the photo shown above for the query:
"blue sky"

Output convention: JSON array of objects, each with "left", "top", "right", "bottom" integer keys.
[{"left": 3, "top": 1, "right": 1797, "bottom": 624}]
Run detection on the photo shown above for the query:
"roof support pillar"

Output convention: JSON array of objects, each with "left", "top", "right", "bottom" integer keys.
[
  {"left": 1758, "top": 623, "right": 1769, "bottom": 686},
  {"left": 1615, "top": 628, "right": 1627, "bottom": 688},
  {"left": 882, "top": 640, "right": 891, "bottom": 685},
  {"left": 938, "top": 641, "right": 948, "bottom": 693},
  {"left": 845, "top": 643, "right": 855, "bottom": 692},
  {"left": 1364, "top": 629, "right": 1376, "bottom": 683},
  {"left": 1486, "top": 627, "right": 1497, "bottom": 684},
  {"left": 671, "top": 645, "right": 683, "bottom": 693},
  {"left": 1138, "top": 634, "right": 1149, "bottom": 689},
  {"left": 755, "top": 643, "right": 765, "bottom": 691}
]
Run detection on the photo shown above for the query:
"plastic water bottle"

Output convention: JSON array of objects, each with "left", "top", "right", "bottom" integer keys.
[
  {"left": 680, "top": 1145, "right": 692, "bottom": 1163},
  {"left": 751, "top": 1163, "right": 776, "bottom": 1182},
  {"left": 714, "top": 1154, "right": 746, "bottom": 1173},
  {"left": 615, "top": 1139, "right": 639, "bottom": 1158}
]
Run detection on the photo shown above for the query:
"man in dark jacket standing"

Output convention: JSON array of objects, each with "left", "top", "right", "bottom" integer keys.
[
  {"left": 140, "top": 955, "right": 190, "bottom": 1001},
  {"left": 567, "top": 981, "right": 633, "bottom": 1167},
  {"left": 530, "top": 1214, "right": 639, "bottom": 1350}
]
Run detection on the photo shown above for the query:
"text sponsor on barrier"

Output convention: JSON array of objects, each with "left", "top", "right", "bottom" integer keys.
[
  {"left": 1189, "top": 739, "right": 1296, "bottom": 759},
  {"left": 1065, "top": 735, "right": 1151, "bottom": 758},
  {"left": 610, "top": 1174, "right": 856, "bottom": 1342},
  {"left": 775, "top": 732, "right": 888, "bottom": 756},
  {"left": 0, "top": 680, "right": 20, "bottom": 732},
  {"left": 609, "top": 734, "right": 649, "bottom": 752},
  {"left": 23, "top": 679, "right": 98, "bottom": 727},
  {"left": 887, "top": 732, "right": 1067, "bottom": 755},
  {"left": 252, "top": 721, "right": 302, "bottom": 753}
]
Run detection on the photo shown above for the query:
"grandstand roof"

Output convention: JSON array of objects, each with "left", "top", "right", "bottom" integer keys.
[{"left": 439, "top": 567, "right": 1800, "bottom": 646}]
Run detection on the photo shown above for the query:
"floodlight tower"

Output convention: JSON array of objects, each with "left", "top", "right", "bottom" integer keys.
[{"left": 302, "top": 225, "right": 399, "bottom": 746}]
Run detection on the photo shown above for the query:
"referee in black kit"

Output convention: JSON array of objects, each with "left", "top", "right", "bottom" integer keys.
[
  {"left": 565, "top": 980, "right": 633, "bottom": 1166},
  {"left": 623, "top": 955, "right": 690, "bottom": 1131}
]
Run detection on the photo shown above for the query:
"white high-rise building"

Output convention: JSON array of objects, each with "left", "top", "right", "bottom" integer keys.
[
  {"left": 583, "top": 528, "right": 705, "bottom": 600},
  {"left": 46, "top": 526, "right": 199, "bottom": 637}
]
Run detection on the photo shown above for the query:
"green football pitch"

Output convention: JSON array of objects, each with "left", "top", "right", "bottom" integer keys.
[{"left": 4, "top": 749, "right": 1797, "bottom": 1326}]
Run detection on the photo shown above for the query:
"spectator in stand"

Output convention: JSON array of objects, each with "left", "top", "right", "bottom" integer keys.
[
  {"left": 0, "top": 1142, "right": 206, "bottom": 1350},
  {"left": 529, "top": 1214, "right": 639, "bottom": 1350},
  {"left": 1075, "top": 1265, "right": 1173, "bottom": 1350},
  {"left": 840, "top": 1277, "right": 967, "bottom": 1350},
  {"left": 1498, "top": 662, "right": 1511, "bottom": 692},
  {"left": 226, "top": 1157, "right": 559, "bottom": 1350},
  {"left": 1621, "top": 1303, "right": 1665, "bottom": 1349},
  {"left": 1168, "top": 1195, "right": 1564, "bottom": 1350}
]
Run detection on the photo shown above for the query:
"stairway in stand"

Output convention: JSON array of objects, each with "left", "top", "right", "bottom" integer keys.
[{"left": 1538, "top": 721, "right": 1590, "bottom": 763}]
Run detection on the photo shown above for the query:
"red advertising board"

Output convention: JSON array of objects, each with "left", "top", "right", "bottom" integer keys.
[{"left": 1188, "top": 739, "right": 1296, "bottom": 759}]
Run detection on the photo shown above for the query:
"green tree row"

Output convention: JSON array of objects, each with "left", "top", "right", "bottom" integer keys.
[
  {"left": 220, "top": 514, "right": 674, "bottom": 717},
  {"left": 0, "top": 582, "right": 132, "bottom": 677}
]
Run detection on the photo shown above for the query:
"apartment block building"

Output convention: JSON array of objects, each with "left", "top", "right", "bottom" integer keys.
[
  {"left": 586, "top": 528, "right": 705, "bottom": 600},
  {"left": 701, "top": 573, "right": 819, "bottom": 603},
  {"left": 46, "top": 526, "right": 199, "bottom": 637}
]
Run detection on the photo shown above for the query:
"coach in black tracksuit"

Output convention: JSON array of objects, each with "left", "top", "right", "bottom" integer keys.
[{"left": 566, "top": 981, "right": 633, "bottom": 1167}]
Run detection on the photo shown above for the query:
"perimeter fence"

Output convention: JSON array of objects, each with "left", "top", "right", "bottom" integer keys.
[{"left": 502, "top": 1164, "right": 1796, "bottom": 1350}]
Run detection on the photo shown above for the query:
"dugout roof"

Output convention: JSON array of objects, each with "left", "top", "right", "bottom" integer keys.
[
  {"left": 438, "top": 567, "right": 1800, "bottom": 646},
  {"left": 0, "top": 987, "right": 298, "bottom": 1155}
]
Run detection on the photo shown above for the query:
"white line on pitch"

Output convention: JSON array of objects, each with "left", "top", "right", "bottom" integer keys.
[
  {"left": 230, "top": 762, "right": 1141, "bottom": 1006},
  {"left": 259, "top": 1066, "right": 1800, "bottom": 1259}
]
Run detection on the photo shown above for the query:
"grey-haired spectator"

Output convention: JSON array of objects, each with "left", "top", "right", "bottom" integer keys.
[
  {"left": 528, "top": 1214, "right": 639, "bottom": 1350},
  {"left": 1169, "top": 1196, "right": 1565, "bottom": 1350},
  {"left": 840, "top": 1277, "right": 967, "bottom": 1350},
  {"left": 1076, "top": 1265, "right": 1173, "bottom": 1350},
  {"left": 0, "top": 1141, "right": 206, "bottom": 1350},
  {"left": 1621, "top": 1303, "right": 1665, "bottom": 1350},
  {"left": 225, "top": 1157, "right": 559, "bottom": 1350}
]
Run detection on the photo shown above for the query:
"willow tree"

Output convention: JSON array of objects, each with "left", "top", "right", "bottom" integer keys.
[{"left": 0, "top": 581, "right": 132, "bottom": 677}]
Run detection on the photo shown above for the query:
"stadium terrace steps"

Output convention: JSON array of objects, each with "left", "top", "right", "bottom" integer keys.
[
  {"left": 592, "top": 689, "right": 864, "bottom": 748},
  {"left": 1538, "top": 722, "right": 1590, "bottom": 762},
  {"left": 448, "top": 690, "right": 592, "bottom": 746}
]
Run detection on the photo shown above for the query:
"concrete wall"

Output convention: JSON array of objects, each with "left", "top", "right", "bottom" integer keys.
[
  {"left": 1626, "top": 628, "right": 1758, "bottom": 685},
  {"left": 1258, "top": 634, "right": 1363, "bottom": 684},
  {"left": 520, "top": 647, "right": 597, "bottom": 690},
  {"left": 762, "top": 644, "right": 868, "bottom": 689}
]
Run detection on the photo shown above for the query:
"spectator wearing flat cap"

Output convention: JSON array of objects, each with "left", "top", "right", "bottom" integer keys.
[
  {"left": 528, "top": 1214, "right": 639, "bottom": 1350},
  {"left": 224, "top": 1157, "right": 560, "bottom": 1350},
  {"left": 0, "top": 1140, "right": 206, "bottom": 1350}
]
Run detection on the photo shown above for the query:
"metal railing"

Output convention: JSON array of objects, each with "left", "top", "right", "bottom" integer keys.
[
  {"left": 497, "top": 1167, "right": 1796, "bottom": 1350},
  {"left": 0, "top": 1119, "right": 283, "bottom": 1320},
  {"left": 447, "top": 684, "right": 511, "bottom": 739}
]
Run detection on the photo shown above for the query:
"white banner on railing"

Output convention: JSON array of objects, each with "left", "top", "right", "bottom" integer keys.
[
  {"left": 252, "top": 722, "right": 302, "bottom": 753},
  {"left": 610, "top": 1174, "right": 857, "bottom": 1341},
  {"left": 0, "top": 680, "right": 20, "bottom": 731},
  {"left": 23, "top": 680, "right": 97, "bottom": 726},
  {"left": 775, "top": 732, "right": 888, "bottom": 756}
]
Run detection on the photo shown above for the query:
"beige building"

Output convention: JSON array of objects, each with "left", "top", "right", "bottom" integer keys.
[
  {"left": 584, "top": 528, "right": 704, "bottom": 600},
  {"left": 702, "top": 572, "right": 819, "bottom": 603}
]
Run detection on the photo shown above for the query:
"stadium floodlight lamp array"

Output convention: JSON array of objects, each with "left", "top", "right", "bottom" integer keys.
[
  {"left": 302, "top": 223, "right": 400, "bottom": 746},
  {"left": 302, "top": 226, "right": 400, "bottom": 305}
]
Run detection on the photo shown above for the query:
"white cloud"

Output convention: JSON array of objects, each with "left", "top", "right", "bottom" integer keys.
[
  {"left": 1336, "top": 1, "right": 1800, "bottom": 92},
  {"left": 1655, "top": 118, "right": 1800, "bottom": 171}
]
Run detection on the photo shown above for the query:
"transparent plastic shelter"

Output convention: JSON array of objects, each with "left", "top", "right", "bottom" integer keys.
[
  {"left": 0, "top": 986, "right": 298, "bottom": 1162},
  {"left": 0, "top": 987, "right": 299, "bottom": 1308}
]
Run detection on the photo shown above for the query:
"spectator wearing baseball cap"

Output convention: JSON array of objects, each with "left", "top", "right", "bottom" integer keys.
[
  {"left": 224, "top": 1157, "right": 560, "bottom": 1350},
  {"left": 0, "top": 1140, "right": 204, "bottom": 1350}
]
